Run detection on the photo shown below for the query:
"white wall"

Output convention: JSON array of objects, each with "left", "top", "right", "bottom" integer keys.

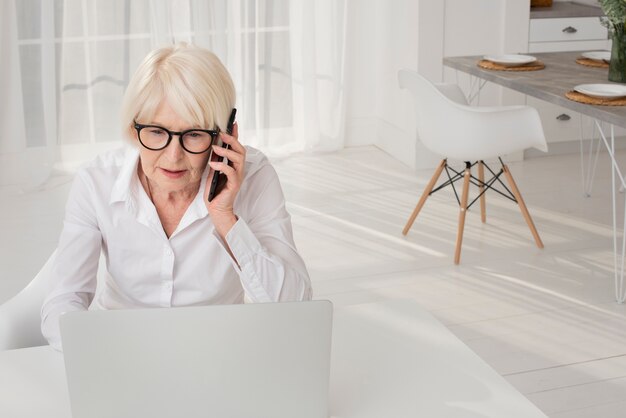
[
  {"left": 344, "top": 0, "right": 378, "bottom": 148},
  {"left": 344, "top": 0, "right": 532, "bottom": 170},
  {"left": 443, "top": 0, "right": 529, "bottom": 122},
  {"left": 373, "top": 0, "right": 420, "bottom": 168},
  {"left": 343, "top": 0, "right": 423, "bottom": 167}
]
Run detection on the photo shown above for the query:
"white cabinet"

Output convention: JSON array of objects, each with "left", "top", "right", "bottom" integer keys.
[
  {"left": 528, "top": 15, "right": 611, "bottom": 143},
  {"left": 529, "top": 16, "right": 609, "bottom": 53},
  {"left": 529, "top": 17, "right": 607, "bottom": 44}
]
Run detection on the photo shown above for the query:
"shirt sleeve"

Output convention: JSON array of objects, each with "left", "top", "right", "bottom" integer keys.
[
  {"left": 41, "top": 170, "right": 102, "bottom": 351},
  {"left": 212, "top": 162, "right": 312, "bottom": 302}
]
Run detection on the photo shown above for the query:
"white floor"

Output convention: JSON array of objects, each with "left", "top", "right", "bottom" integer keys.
[{"left": 2, "top": 146, "right": 626, "bottom": 417}]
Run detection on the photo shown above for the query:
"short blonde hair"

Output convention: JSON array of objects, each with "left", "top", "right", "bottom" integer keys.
[{"left": 121, "top": 43, "right": 235, "bottom": 139}]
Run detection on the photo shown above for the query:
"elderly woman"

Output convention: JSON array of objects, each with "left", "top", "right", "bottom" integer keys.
[{"left": 41, "top": 43, "right": 312, "bottom": 350}]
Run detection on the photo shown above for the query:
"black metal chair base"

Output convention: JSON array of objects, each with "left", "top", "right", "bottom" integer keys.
[{"left": 431, "top": 158, "right": 517, "bottom": 210}]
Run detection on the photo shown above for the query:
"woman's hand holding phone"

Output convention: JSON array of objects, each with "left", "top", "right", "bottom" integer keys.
[
  {"left": 204, "top": 121, "right": 246, "bottom": 237},
  {"left": 207, "top": 108, "right": 237, "bottom": 203}
]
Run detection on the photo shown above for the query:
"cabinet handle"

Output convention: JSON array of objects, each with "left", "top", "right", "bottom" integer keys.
[
  {"left": 562, "top": 26, "right": 577, "bottom": 34},
  {"left": 556, "top": 113, "right": 571, "bottom": 121}
]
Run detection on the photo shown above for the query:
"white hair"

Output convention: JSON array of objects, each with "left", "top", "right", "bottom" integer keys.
[{"left": 120, "top": 42, "right": 235, "bottom": 139}]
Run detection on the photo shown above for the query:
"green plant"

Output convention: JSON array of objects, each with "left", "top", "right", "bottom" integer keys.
[
  {"left": 599, "top": 0, "right": 626, "bottom": 32},
  {"left": 600, "top": 0, "right": 626, "bottom": 82}
]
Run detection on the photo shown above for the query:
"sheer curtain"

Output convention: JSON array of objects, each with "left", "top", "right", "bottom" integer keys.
[{"left": 1, "top": 0, "right": 348, "bottom": 189}]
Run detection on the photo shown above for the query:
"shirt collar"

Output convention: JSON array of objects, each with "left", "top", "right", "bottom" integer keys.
[{"left": 109, "top": 146, "right": 141, "bottom": 206}]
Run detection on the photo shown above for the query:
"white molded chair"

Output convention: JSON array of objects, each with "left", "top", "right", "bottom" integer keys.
[
  {"left": 0, "top": 251, "right": 106, "bottom": 350},
  {"left": 0, "top": 251, "right": 57, "bottom": 350},
  {"left": 398, "top": 69, "right": 547, "bottom": 264}
]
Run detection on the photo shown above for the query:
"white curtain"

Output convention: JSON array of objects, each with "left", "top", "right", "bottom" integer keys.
[
  {"left": 1, "top": 0, "right": 57, "bottom": 189},
  {"left": 1, "top": 0, "right": 348, "bottom": 189}
]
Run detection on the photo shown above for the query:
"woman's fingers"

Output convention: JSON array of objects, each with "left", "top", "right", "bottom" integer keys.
[
  {"left": 204, "top": 122, "right": 245, "bottom": 213},
  {"left": 208, "top": 160, "right": 240, "bottom": 187},
  {"left": 211, "top": 143, "right": 244, "bottom": 166},
  {"left": 220, "top": 123, "right": 245, "bottom": 154},
  {"left": 208, "top": 160, "right": 235, "bottom": 175},
  {"left": 213, "top": 123, "right": 246, "bottom": 172}
]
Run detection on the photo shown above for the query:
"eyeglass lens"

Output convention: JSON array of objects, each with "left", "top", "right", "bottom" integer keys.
[{"left": 139, "top": 127, "right": 214, "bottom": 153}]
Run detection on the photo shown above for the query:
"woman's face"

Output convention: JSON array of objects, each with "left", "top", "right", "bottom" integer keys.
[{"left": 135, "top": 100, "right": 211, "bottom": 194}]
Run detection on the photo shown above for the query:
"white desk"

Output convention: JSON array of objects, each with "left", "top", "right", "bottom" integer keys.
[{"left": 0, "top": 300, "right": 547, "bottom": 418}]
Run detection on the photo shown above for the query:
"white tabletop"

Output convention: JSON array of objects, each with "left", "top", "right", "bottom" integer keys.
[{"left": 0, "top": 300, "right": 547, "bottom": 418}]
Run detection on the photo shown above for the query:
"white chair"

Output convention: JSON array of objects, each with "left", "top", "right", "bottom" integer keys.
[
  {"left": 398, "top": 69, "right": 547, "bottom": 264},
  {"left": 0, "top": 251, "right": 106, "bottom": 350},
  {"left": 0, "top": 251, "right": 57, "bottom": 350}
]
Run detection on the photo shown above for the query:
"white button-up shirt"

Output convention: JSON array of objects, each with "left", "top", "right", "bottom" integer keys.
[{"left": 41, "top": 145, "right": 312, "bottom": 350}]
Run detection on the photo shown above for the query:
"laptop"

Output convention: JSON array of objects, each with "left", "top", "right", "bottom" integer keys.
[{"left": 59, "top": 301, "right": 333, "bottom": 418}]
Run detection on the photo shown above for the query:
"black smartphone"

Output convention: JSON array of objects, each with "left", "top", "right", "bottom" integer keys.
[{"left": 207, "top": 108, "right": 237, "bottom": 202}]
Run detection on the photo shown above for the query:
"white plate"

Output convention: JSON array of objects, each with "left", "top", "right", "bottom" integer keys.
[
  {"left": 574, "top": 83, "right": 626, "bottom": 99},
  {"left": 581, "top": 51, "right": 611, "bottom": 62},
  {"left": 483, "top": 54, "right": 537, "bottom": 67}
]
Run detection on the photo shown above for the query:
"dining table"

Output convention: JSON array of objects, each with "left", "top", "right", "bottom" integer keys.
[{"left": 444, "top": 51, "right": 626, "bottom": 303}]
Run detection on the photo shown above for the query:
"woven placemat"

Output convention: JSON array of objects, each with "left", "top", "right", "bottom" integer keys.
[
  {"left": 566, "top": 90, "right": 626, "bottom": 106},
  {"left": 576, "top": 57, "right": 609, "bottom": 68},
  {"left": 477, "top": 60, "right": 545, "bottom": 71}
]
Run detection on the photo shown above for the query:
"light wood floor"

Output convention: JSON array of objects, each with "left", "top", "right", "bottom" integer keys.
[{"left": 2, "top": 146, "right": 626, "bottom": 417}]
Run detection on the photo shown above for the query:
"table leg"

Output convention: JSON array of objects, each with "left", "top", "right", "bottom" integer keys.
[
  {"left": 579, "top": 119, "right": 602, "bottom": 197},
  {"left": 595, "top": 121, "right": 626, "bottom": 303},
  {"left": 455, "top": 72, "right": 487, "bottom": 105},
  {"left": 467, "top": 77, "right": 487, "bottom": 105}
]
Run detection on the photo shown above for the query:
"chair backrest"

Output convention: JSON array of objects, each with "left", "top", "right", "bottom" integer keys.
[
  {"left": 0, "top": 251, "right": 57, "bottom": 350},
  {"left": 398, "top": 69, "right": 468, "bottom": 157},
  {"left": 397, "top": 69, "right": 547, "bottom": 161},
  {"left": 0, "top": 250, "right": 106, "bottom": 350}
]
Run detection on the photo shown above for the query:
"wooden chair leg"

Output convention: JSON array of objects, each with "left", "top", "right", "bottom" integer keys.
[
  {"left": 454, "top": 164, "right": 472, "bottom": 264},
  {"left": 478, "top": 161, "right": 486, "bottom": 223},
  {"left": 502, "top": 164, "right": 544, "bottom": 249},
  {"left": 403, "top": 160, "right": 447, "bottom": 235}
]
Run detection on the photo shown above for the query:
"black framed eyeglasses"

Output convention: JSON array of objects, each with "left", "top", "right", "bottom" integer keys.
[{"left": 134, "top": 122, "right": 219, "bottom": 154}]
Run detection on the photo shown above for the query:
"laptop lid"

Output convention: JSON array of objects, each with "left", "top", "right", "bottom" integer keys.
[{"left": 59, "top": 301, "right": 333, "bottom": 418}]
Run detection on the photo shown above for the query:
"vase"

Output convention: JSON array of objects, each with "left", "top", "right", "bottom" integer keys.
[{"left": 609, "top": 28, "right": 626, "bottom": 83}]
